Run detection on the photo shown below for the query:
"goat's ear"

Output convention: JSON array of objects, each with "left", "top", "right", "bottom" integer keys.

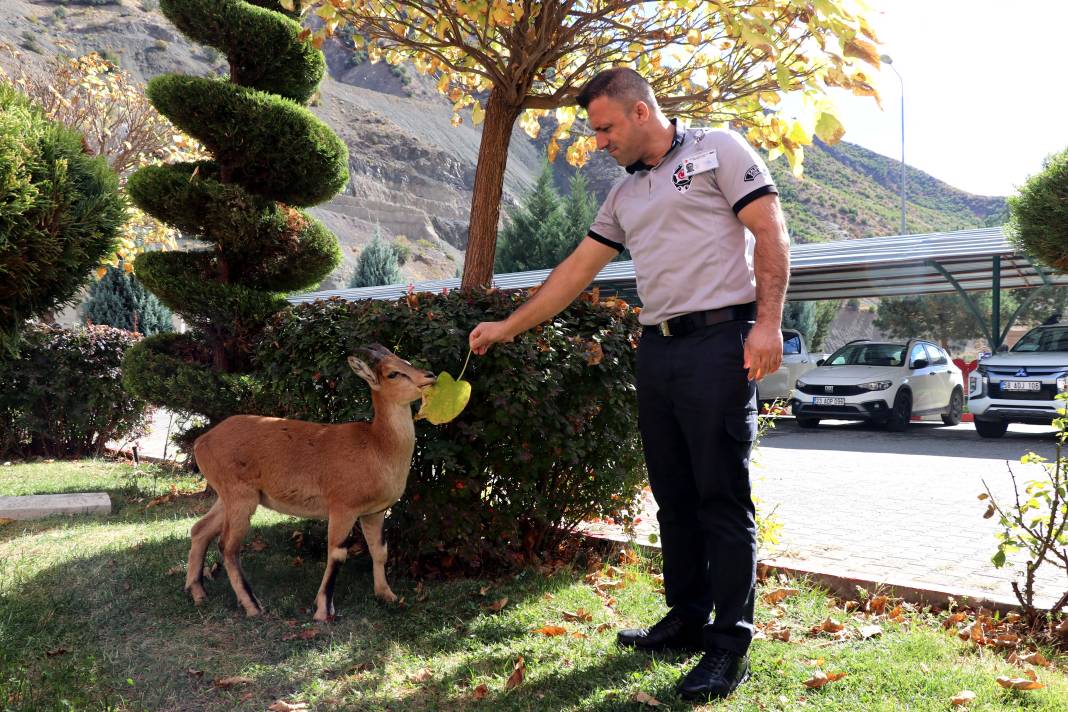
[{"left": 347, "top": 355, "right": 380, "bottom": 390}]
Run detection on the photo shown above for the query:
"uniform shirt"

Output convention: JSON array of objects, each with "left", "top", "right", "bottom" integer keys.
[{"left": 588, "top": 120, "right": 777, "bottom": 326}]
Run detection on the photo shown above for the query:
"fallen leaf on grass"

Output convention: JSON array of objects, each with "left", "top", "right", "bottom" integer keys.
[
  {"left": 762, "top": 587, "right": 799, "bottom": 605},
  {"left": 250, "top": 537, "right": 268, "bottom": 552},
  {"left": 268, "top": 702, "right": 309, "bottom": 711},
  {"left": 415, "top": 582, "right": 428, "bottom": 602},
  {"left": 45, "top": 648, "right": 68, "bottom": 657},
  {"left": 1055, "top": 618, "right": 1068, "bottom": 636},
  {"left": 472, "top": 683, "right": 489, "bottom": 700},
  {"left": 596, "top": 622, "right": 614, "bottom": 633},
  {"left": 1019, "top": 651, "right": 1051, "bottom": 667},
  {"left": 409, "top": 668, "right": 433, "bottom": 683},
  {"left": 505, "top": 655, "right": 525, "bottom": 690},
  {"left": 213, "top": 676, "right": 253, "bottom": 689},
  {"left": 533, "top": 625, "right": 568, "bottom": 637},
  {"left": 632, "top": 690, "right": 662, "bottom": 706},
  {"left": 859, "top": 624, "right": 883, "bottom": 639},
  {"left": 995, "top": 675, "right": 1044, "bottom": 690},
  {"left": 164, "top": 565, "right": 183, "bottom": 576},
  {"left": 486, "top": 597, "right": 508, "bottom": 613},
  {"left": 282, "top": 627, "right": 320, "bottom": 641},
  {"left": 571, "top": 631, "right": 588, "bottom": 639},
  {"left": 943, "top": 613, "right": 968, "bottom": 629},
  {"left": 887, "top": 606, "right": 906, "bottom": 622},
  {"left": 803, "top": 670, "right": 847, "bottom": 689},
  {"left": 561, "top": 609, "right": 594, "bottom": 622},
  {"left": 811, "top": 617, "right": 845, "bottom": 635},
  {"left": 950, "top": 690, "right": 976, "bottom": 706},
  {"left": 867, "top": 595, "right": 889, "bottom": 614}
]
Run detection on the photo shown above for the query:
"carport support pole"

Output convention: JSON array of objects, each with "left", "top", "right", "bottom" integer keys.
[{"left": 991, "top": 255, "right": 1001, "bottom": 350}]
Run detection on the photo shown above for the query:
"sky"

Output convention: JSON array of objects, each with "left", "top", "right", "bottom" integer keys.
[{"left": 823, "top": 0, "right": 1068, "bottom": 197}]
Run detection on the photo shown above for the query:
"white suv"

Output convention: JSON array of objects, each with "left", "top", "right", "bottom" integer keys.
[
  {"left": 968, "top": 324, "right": 1068, "bottom": 438},
  {"left": 791, "top": 339, "right": 965, "bottom": 431}
]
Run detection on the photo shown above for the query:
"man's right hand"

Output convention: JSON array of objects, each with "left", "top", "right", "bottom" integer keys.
[{"left": 469, "top": 320, "right": 515, "bottom": 355}]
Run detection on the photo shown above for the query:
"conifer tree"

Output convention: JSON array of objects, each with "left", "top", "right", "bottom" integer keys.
[
  {"left": 122, "top": 0, "right": 348, "bottom": 429},
  {"left": 495, "top": 163, "right": 569, "bottom": 274},
  {"left": 349, "top": 227, "right": 401, "bottom": 288},
  {"left": 84, "top": 265, "right": 173, "bottom": 336}
]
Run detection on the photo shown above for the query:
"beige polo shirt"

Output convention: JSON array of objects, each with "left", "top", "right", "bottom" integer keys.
[{"left": 588, "top": 121, "right": 777, "bottom": 326}]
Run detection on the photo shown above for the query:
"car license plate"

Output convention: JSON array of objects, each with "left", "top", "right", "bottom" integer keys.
[
  {"left": 1001, "top": 380, "right": 1041, "bottom": 392},
  {"left": 813, "top": 396, "right": 846, "bottom": 406}
]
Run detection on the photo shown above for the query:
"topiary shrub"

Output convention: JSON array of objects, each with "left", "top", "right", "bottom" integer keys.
[
  {"left": 0, "top": 84, "right": 126, "bottom": 349},
  {"left": 84, "top": 264, "right": 174, "bottom": 336},
  {"left": 123, "top": 0, "right": 347, "bottom": 438},
  {"left": 1009, "top": 146, "right": 1068, "bottom": 271},
  {"left": 255, "top": 288, "right": 646, "bottom": 574},
  {"left": 0, "top": 324, "right": 151, "bottom": 459}
]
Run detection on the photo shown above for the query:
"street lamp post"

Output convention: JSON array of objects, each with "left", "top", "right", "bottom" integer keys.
[{"left": 881, "top": 54, "right": 906, "bottom": 235}]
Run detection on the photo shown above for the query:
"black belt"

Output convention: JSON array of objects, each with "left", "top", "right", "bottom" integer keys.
[{"left": 644, "top": 302, "right": 756, "bottom": 337}]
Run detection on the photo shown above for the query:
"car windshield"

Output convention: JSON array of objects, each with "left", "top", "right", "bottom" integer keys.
[
  {"left": 1011, "top": 326, "right": 1068, "bottom": 353},
  {"left": 823, "top": 343, "right": 905, "bottom": 367}
]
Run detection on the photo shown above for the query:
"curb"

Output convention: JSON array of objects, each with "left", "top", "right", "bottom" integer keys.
[{"left": 580, "top": 530, "right": 1031, "bottom": 614}]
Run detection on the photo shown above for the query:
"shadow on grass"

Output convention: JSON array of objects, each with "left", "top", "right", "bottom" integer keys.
[{"left": 0, "top": 508, "right": 678, "bottom": 712}]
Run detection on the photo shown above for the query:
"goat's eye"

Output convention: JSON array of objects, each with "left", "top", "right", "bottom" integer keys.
[{"left": 387, "top": 372, "right": 400, "bottom": 379}]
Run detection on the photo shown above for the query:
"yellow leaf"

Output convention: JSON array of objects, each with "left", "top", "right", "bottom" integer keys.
[
  {"left": 633, "top": 690, "right": 662, "bottom": 706},
  {"left": 686, "top": 29, "right": 702, "bottom": 46},
  {"left": 278, "top": 0, "right": 295, "bottom": 11},
  {"left": 995, "top": 675, "right": 1044, "bottom": 690},
  {"left": 815, "top": 111, "right": 845, "bottom": 144},
  {"left": 547, "top": 137, "right": 560, "bottom": 163},
  {"left": 844, "top": 38, "right": 881, "bottom": 67},
  {"left": 450, "top": 113, "right": 463, "bottom": 128},
  {"left": 415, "top": 372, "right": 471, "bottom": 425},
  {"left": 471, "top": 101, "right": 485, "bottom": 126}
]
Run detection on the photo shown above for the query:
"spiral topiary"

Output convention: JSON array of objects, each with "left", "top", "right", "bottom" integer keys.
[{"left": 123, "top": 0, "right": 348, "bottom": 432}]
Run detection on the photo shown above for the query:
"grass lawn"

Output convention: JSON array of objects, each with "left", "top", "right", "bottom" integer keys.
[{"left": 1, "top": 460, "right": 1066, "bottom": 711}]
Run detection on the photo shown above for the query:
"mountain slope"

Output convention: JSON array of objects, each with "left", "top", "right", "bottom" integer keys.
[{"left": 1, "top": 0, "right": 1006, "bottom": 288}]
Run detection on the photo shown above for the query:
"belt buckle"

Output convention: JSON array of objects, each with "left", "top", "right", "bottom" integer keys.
[{"left": 658, "top": 321, "right": 671, "bottom": 337}]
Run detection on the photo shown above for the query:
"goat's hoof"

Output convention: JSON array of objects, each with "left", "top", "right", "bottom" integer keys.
[
  {"left": 185, "top": 584, "right": 207, "bottom": 605},
  {"left": 243, "top": 605, "right": 263, "bottom": 618},
  {"left": 375, "top": 589, "right": 398, "bottom": 604}
]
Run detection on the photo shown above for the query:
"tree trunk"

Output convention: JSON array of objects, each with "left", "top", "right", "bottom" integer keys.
[{"left": 461, "top": 87, "right": 521, "bottom": 289}]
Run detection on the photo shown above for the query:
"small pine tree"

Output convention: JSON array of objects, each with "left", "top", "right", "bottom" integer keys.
[
  {"left": 84, "top": 264, "right": 173, "bottom": 335},
  {"left": 562, "top": 171, "right": 598, "bottom": 246},
  {"left": 782, "top": 301, "right": 818, "bottom": 345},
  {"left": 350, "top": 227, "right": 401, "bottom": 288},
  {"left": 495, "top": 162, "right": 570, "bottom": 273}
]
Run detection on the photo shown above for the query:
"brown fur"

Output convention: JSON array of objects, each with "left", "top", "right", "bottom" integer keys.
[{"left": 184, "top": 345, "right": 436, "bottom": 620}]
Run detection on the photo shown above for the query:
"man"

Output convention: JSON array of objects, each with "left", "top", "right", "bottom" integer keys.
[{"left": 469, "top": 67, "right": 789, "bottom": 701}]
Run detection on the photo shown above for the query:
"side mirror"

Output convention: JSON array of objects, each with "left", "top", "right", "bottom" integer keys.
[
  {"left": 996, "top": 344, "right": 1009, "bottom": 353},
  {"left": 816, "top": 359, "right": 825, "bottom": 366},
  {"left": 912, "top": 358, "right": 929, "bottom": 370}
]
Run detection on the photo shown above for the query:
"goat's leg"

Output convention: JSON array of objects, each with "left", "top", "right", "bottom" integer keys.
[
  {"left": 220, "top": 499, "right": 262, "bottom": 617},
  {"left": 185, "top": 498, "right": 225, "bottom": 604},
  {"left": 359, "top": 511, "right": 397, "bottom": 603},
  {"left": 312, "top": 511, "right": 359, "bottom": 622}
]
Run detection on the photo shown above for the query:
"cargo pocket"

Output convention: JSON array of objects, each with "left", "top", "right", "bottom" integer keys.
[{"left": 724, "top": 408, "right": 758, "bottom": 444}]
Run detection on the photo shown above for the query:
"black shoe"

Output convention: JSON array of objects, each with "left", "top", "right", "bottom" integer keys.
[
  {"left": 616, "top": 611, "right": 703, "bottom": 653},
  {"left": 676, "top": 648, "right": 750, "bottom": 701}
]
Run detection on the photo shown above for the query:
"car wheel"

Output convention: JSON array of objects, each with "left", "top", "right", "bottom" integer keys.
[
  {"left": 974, "top": 418, "right": 1008, "bottom": 438},
  {"left": 796, "top": 417, "right": 820, "bottom": 429},
  {"left": 941, "top": 387, "right": 964, "bottom": 426},
  {"left": 885, "top": 390, "right": 912, "bottom": 432}
]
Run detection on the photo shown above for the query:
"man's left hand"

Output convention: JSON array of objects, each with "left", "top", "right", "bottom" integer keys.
[{"left": 744, "top": 321, "right": 783, "bottom": 382}]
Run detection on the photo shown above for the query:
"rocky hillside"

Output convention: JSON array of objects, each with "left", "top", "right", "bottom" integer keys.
[{"left": 2, "top": 0, "right": 1007, "bottom": 290}]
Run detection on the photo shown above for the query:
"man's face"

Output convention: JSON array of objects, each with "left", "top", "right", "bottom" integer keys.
[{"left": 586, "top": 95, "right": 646, "bottom": 167}]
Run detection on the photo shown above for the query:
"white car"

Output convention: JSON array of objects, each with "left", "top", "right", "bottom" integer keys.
[
  {"left": 968, "top": 323, "right": 1068, "bottom": 438},
  {"left": 756, "top": 328, "right": 824, "bottom": 403},
  {"left": 791, "top": 339, "right": 965, "bottom": 431}
]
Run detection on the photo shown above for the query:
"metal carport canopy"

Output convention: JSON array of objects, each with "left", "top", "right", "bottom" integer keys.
[{"left": 290, "top": 225, "right": 1065, "bottom": 306}]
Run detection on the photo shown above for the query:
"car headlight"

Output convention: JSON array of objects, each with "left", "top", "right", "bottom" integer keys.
[
  {"left": 970, "top": 371, "right": 987, "bottom": 397},
  {"left": 795, "top": 379, "right": 806, "bottom": 390},
  {"left": 1058, "top": 375, "right": 1068, "bottom": 393},
  {"left": 857, "top": 380, "right": 892, "bottom": 391}
]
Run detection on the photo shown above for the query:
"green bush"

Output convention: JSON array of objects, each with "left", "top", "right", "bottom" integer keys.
[
  {"left": 84, "top": 264, "right": 174, "bottom": 336},
  {"left": 1009, "top": 146, "right": 1068, "bottom": 271},
  {"left": 255, "top": 289, "right": 646, "bottom": 573},
  {"left": 0, "top": 324, "right": 151, "bottom": 459},
  {"left": 125, "top": 0, "right": 345, "bottom": 437},
  {"left": 0, "top": 84, "right": 125, "bottom": 349},
  {"left": 349, "top": 233, "right": 402, "bottom": 288}
]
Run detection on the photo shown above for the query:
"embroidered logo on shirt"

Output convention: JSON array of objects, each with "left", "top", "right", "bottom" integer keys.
[
  {"left": 672, "top": 163, "right": 693, "bottom": 193},
  {"left": 743, "top": 164, "right": 762, "bottom": 182}
]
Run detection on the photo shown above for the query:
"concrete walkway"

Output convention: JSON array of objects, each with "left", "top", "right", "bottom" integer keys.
[
  {"left": 581, "top": 418, "right": 1067, "bottom": 610},
  {"left": 122, "top": 411, "right": 1066, "bottom": 609}
]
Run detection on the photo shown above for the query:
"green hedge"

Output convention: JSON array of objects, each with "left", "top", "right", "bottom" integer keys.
[
  {"left": 0, "top": 324, "right": 150, "bottom": 459},
  {"left": 1009, "top": 146, "right": 1068, "bottom": 271},
  {"left": 255, "top": 289, "right": 647, "bottom": 573},
  {"left": 0, "top": 84, "right": 125, "bottom": 348}
]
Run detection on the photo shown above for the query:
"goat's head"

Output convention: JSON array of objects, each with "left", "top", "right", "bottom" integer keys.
[{"left": 348, "top": 344, "right": 436, "bottom": 403}]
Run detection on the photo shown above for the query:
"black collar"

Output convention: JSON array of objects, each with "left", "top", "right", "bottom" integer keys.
[{"left": 626, "top": 118, "right": 685, "bottom": 174}]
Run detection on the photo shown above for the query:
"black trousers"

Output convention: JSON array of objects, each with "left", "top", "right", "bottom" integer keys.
[{"left": 636, "top": 319, "right": 757, "bottom": 655}]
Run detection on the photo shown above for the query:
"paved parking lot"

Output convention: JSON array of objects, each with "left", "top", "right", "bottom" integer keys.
[{"left": 588, "top": 418, "right": 1066, "bottom": 609}]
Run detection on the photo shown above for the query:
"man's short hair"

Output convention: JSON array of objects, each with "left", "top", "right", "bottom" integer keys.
[{"left": 576, "top": 67, "right": 657, "bottom": 111}]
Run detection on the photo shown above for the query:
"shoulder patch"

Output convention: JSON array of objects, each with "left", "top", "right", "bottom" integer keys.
[{"left": 743, "top": 164, "right": 762, "bottom": 182}]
